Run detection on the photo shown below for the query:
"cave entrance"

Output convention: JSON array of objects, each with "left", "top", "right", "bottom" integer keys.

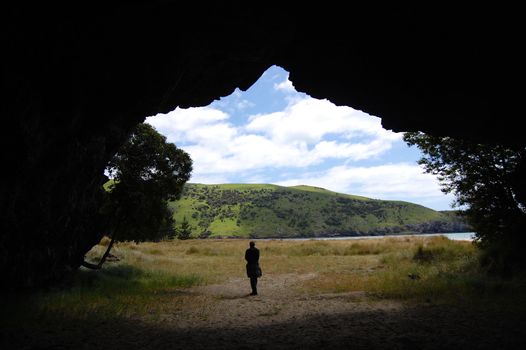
[{"left": 145, "top": 65, "right": 454, "bottom": 218}]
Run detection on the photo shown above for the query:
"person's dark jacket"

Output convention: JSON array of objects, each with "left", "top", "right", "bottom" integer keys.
[{"left": 245, "top": 247, "right": 260, "bottom": 278}]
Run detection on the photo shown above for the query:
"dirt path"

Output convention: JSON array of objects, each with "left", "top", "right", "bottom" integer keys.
[
  {"left": 138, "top": 273, "right": 524, "bottom": 349},
  {"left": 2, "top": 273, "right": 525, "bottom": 349},
  {"left": 167, "top": 272, "right": 402, "bottom": 329}
]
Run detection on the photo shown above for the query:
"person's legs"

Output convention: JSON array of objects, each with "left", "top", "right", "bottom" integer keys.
[{"left": 250, "top": 277, "right": 258, "bottom": 295}]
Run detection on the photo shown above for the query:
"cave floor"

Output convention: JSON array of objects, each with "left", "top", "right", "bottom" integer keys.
[{"left": 2, "top": 272, "right": 526, "bottom": 349}]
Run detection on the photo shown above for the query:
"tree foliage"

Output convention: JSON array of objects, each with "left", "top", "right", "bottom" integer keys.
[
  {"left": 176, "top": 216, "right": 192, "bottom": 240},
  {"left": 403, "top": 131, "right": 526, "bottom": 272},
  {"left": 104, "top": 123, "right": 192, "bottom": 243}
]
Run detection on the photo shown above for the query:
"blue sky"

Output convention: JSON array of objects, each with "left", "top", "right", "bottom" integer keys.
[{"left": 146, "top": 65, "right": 455, "bottom": 211}]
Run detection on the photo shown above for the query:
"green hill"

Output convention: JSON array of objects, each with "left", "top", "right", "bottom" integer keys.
[{"left": 168, "top": 183, "right": 471, "bottom": 238}]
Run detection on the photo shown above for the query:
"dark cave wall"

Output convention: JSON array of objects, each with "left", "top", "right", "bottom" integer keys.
[
  {"left": 1, "top": 3, "right": 524, "bottom": 287},
  {"left": 2, "top": 3, "right": 286, "bottom": 287},
  {"left": 277, "top": 6, "right": 523, "bottom": 144}
]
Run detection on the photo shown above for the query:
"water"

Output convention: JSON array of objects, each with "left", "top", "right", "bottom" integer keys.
[{"left": 258, "top": 232, "right": 476, "bottom": 241}]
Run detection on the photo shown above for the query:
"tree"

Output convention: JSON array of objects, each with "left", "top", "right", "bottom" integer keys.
[
  {"left": 83, "top": 123, "right": 192, "bottom": 269},
  {"left": 403, "top": 131, "right": 526, "bottom": 273},
  {"left": 176, "top": 216, "right": 192, "bottom": 240}
]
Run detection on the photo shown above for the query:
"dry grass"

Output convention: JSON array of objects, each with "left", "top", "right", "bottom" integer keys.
[
  {"left": 8, "top": 235, "right": 522, "bottom": 323},
  {"left": 86, "top": 236, "right": 478, "bottom": 298},
  {"left": 4, "top": 236, "right": 526, "bottom": 350},
  {"left": 87, "top": 236, "right": 471, "bottom": 276}
]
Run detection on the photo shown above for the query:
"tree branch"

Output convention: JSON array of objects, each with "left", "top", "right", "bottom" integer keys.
[
  {"left": 96, "top": 232, "right": 117, "bottom": 268},
  {"left": 81, "top": 260, "right": 101, "bottom": 270},
  {"left": 81, "top": 226, "right": 119, "bottom": 270}
]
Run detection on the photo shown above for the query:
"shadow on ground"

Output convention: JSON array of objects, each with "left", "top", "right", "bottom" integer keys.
[{"left": 2, "top": 302, "right": 525, "bottom": 350}]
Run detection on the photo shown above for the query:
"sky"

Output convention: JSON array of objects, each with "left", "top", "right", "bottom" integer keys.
[{"left": 146, "top": 65, "right": 455, "bottom": 211}]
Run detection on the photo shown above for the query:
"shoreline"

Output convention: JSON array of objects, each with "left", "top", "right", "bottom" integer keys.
[{"left": 205, "top": 232, "right": 476, "bottom": 241}]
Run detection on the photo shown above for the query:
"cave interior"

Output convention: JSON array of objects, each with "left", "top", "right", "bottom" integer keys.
[{"left": 2, "top": 3, "right": 524, "bottom": 287}]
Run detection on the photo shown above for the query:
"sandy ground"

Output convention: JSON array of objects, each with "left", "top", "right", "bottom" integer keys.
[{"left": 2, "top": 273, "right": 526, "bottom": 349}]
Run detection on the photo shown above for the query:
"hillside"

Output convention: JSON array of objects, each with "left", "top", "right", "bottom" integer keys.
[{"left": 168, "top": 184, "right": 471, "bottom": 238}]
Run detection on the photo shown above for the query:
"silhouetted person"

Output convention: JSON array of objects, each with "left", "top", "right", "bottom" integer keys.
[{"left": 245, "top": 241, "right": 261, "bottom": 295}]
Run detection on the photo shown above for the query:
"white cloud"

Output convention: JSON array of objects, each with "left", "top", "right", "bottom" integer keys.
[
  {"left": 185, "top": 134, "right": 313, "bottom": 175},
  {"left": 275, "top": 163, "right": 454, "bottom": 207},
  {"left": 246, "top": 98, "right": 401, "bottom": 145},
  {"left": 146, "top": 106, "right": 231, "bottom": 144},
  {"left": 146, "top": 97, "right": 403, "bottom": 177},
  {"left": 273, "top": 78, "right": 296, "bottom": 92},
  {"left": 312, "top": 139, "right": 396, "bottom": 161},
  {"left": 236, "top": 99, "right": 255, "bottom": 110},
  {"left": 188, "top": 173, "right": 230, "bottom": 185}
]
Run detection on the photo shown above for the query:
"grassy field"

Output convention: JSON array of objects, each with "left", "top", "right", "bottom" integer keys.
[
  {"left": 3, "top": 236, "right": 526, "bottom": 349},
  {"left": 4, "top": 236, "right": 525, "bottom": 324}
]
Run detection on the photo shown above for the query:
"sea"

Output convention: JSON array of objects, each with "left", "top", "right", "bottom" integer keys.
[{"left": 258, "top": 232, "right": 476, "bottom": 241}]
